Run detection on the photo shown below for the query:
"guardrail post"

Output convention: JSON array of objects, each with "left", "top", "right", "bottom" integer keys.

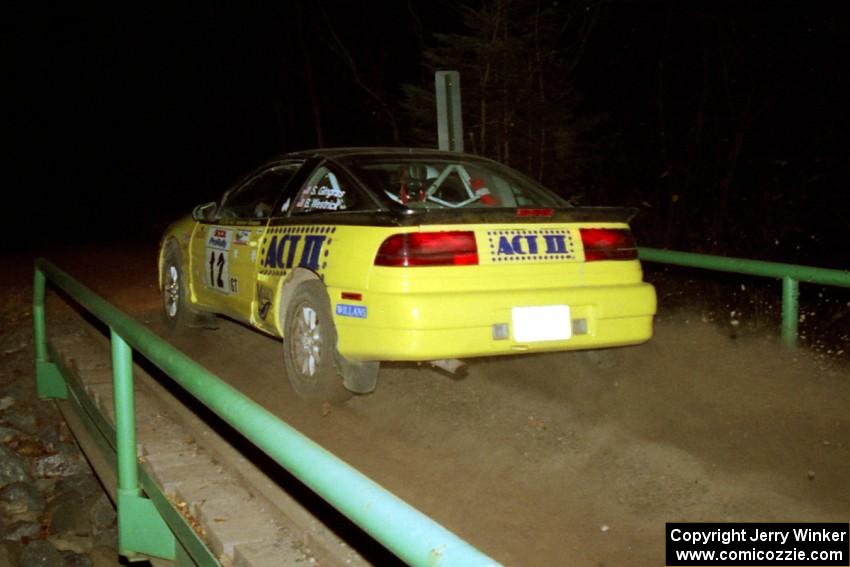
[
  {"left": 781, "top": 276, "right": 799, "bottom": 348},
  {"left": 111, "top": 329, "right": 176, "bottom": 561},
  {"left": 33, "top": 266, "right": 67, "bottom": 399},
  {"left": 112, "top": 330, "right": 139, "bottom": 497}
]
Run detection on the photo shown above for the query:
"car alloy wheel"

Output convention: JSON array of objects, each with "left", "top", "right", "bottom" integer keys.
[
  {"left": 161, "top": 242, "right": 216, "bottom": 330},
  {"left": 292, "top": 304, "right": 322, "bottom": 377},
  {"left": 282, "top": 280, "right": 351, "bottom": 402},
  {"left": 163, "top": 264, "right": 180, "bottom": 319}
]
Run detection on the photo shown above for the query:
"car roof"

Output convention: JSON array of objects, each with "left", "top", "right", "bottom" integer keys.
[{"left": 279, "top": 147, "right": 492, "bottom": 161}]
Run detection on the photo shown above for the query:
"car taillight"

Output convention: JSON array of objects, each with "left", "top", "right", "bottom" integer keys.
[
  {"left": 580, "top": 228, "right": 638, "bottom": 261},
  {"left": 374, "top": 231, "right": 479, "bottom": 267}
]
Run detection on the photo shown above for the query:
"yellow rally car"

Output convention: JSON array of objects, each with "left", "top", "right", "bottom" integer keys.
[{"left": 159, "top": 148, "right": 656, "bottom": 401}]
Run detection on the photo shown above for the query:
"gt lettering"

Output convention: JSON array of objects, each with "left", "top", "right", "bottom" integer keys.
[
  {"left": 300, "top": 235, "right": 325, "bottom": 270},
  {"left": 542, "top": 234, "right": 568, "bottom": 254}
]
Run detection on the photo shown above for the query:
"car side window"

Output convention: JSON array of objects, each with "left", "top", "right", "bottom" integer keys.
[
  {"left": 290, "top": 166, "right": 368, "bottom": 215},
  {"left": 217, "top": 163, "right": 300, "bottom": 220}
]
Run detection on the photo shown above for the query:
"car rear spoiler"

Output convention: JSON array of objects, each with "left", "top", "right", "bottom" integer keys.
[
  {"left": 390, "top": 206, "right": 638, "bottom": 226},
  {"left": 265, "top": 207, "right": 638, "bottom": 228}
]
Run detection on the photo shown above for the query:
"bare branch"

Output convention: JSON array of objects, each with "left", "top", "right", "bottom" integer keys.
[{"left": 317, "top": 1, "right": 400, "bottom": 142}]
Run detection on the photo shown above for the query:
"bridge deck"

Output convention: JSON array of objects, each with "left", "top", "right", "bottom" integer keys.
[{"left": 49, "top": 318, "right": 367, "bottom": 567}]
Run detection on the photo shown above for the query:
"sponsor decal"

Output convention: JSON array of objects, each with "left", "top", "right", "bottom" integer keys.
[
  {"left": 336, "top": 304, "right": 367, "bottom": 319},
  {"left": 258, "top": 302, "right": 271, "bottom": 320},
  {"left": 234, "top": 229, "right": 251, "bottom": 245},
  {"left": 487, "top": 228, "right": 575, "bottom": 262},
  {"left": 206, "top": 226, "right": 232, "bottom": 251},
  {"left": 256, "top": 283, "right": 273, "bottom": 320},
  {"left": 229, "top": 277, "right": 239, "bottom": 294},
  {"left": 259, "top": 226, "right": 337, "bottom": 275},
  {"left": 263, "top": 233, "right": 325, "bottom": 271}
]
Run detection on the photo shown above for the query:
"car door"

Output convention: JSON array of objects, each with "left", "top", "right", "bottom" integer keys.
[
  {"left": 250, "top": 161, "right": 381, "bottom": 335},
  {"left": 191, "top": 161, "right": 302, "bottom": 320}
]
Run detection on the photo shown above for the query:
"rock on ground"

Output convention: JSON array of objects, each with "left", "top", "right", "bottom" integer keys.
[
  {"left": 1, "top": 342, "right": 122, "bottom": 567},
  {"left": 0, "top": 446, "right": 33, "bottom": 487},
  {"left": 19, "top": 539, "right": 63, "bottom": 567}
]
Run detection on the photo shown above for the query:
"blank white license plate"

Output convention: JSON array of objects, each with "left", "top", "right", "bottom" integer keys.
[{"left": 512, "top": 305, "right": 571, "bottom": 342}]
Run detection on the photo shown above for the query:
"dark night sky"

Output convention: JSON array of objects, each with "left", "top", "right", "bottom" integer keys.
[{"left": 9, "top": 2, "right": 850, "bottom": 263}]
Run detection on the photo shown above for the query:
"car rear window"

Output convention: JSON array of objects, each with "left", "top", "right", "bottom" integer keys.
[{"left": 347, "top": 158, "right": 565, "bottom": 211}]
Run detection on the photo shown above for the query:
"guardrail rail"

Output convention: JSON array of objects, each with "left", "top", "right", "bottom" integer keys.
[
  {"left": 33, "top": 258, "right": 500, "bottom": 567},
  {"left": 639, "top": 247, "right": 850, "bottom": 347}
]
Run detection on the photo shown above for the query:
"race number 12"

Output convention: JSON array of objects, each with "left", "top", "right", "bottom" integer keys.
[{"left": 207, "top": 249, "right": 229, "bottom": 293}]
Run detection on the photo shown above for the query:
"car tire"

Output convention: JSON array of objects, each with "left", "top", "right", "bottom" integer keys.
[
  {"left": 161, "top": 244, "right": 212, "bottom": 329},
  {"left": 282, "top": 280, "right": 352, "bottom": 402}
]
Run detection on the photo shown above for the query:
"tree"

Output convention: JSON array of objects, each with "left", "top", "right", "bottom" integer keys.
[{"left": 402, "top": 0, "right": 601, "bottom": 194}]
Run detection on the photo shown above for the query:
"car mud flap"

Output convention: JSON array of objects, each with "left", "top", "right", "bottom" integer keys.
[
  {"left": 428, "top": 359, "right": 469, "bottom": 379},
  {"left": 335, "top": 354, "right": 379, "bottom": 394}
]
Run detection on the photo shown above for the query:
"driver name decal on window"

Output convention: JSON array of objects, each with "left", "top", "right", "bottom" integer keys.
[
  {"left": 295, "top": 170, "right": 351, "bottom": 213},
  {"left": 296, "top": 184, "right": 347, "bottom": 211}
]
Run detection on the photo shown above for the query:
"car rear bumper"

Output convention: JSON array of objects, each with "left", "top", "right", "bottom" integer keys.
[{"left": 333, "top": 282, "right": 656, "bottom": 361}]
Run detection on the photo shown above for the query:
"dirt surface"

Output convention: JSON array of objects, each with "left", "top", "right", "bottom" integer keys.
[{"left": 7, "top": 245, "right": 850, "bottom": 566}]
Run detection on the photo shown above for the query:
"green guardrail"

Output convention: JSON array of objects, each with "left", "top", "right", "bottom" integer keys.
[
  {"left": 638, "top": 247, "right": 850, "bottom": 347},
  {"left": 33, "top": 258, "right": 500, "bottom": 567}
]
